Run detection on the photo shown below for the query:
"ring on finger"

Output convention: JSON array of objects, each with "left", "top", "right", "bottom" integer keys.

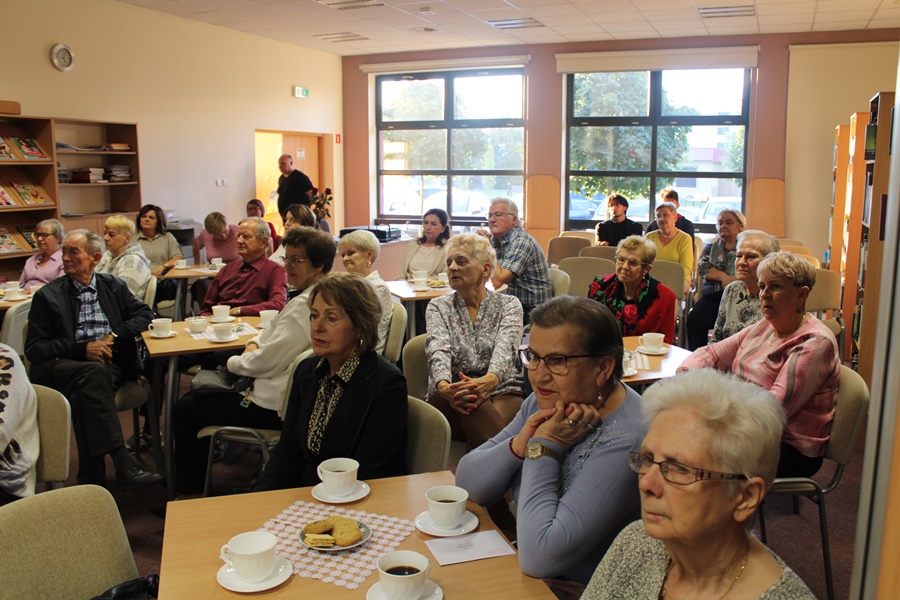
[
  {"left": 585, "top": 423, "right": 595, "bottom": 430},
  {"left": 567, "top": 418, "right": 576, "bottom": 426}
]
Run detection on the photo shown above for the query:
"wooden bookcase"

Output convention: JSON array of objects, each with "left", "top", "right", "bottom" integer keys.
[
  {"left": 0, "top": 114, "right": 141, "bottom": 281},
  {"left": 826, "top": 124, "right": 850, "bottom": 277}
]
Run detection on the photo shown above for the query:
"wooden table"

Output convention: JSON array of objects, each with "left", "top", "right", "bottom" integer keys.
[
  {"left": 385, "top": 280, "right": 453, "bottom": 340},
  {"left": 159, "top": 471, "right": 555, "bottom": 599},
  {"left": 621, "top": 337, "right": 692, "bottom": 386},
  {"left": 141, "top": 316, "right": 261, "bottom": 499},
  {"left": 162, "top": 266, "right": 220, "bottom": 321}
]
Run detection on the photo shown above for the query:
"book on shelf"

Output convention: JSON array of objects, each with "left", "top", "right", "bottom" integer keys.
[
  {"left": 6, "top": 179, "right": 53, "bottom": 205},
  {"left": 0, "top": 228, "right": 25, "bottom": 254},
  {"left": 105, "top": 164, "right": 131, "bottom": 182},
  {"left": 16, "top": 226, "right": 39, "bottom": 251},
  {"left": 8, "top": 137, "right": 49, "bottom": 160},
  {"left": 56, "top": 142, "right": 131, "bottom": 152},
  {"left": 71, "top": 167, "right": 108, "bottom": 184},
  {"left": 0, "top": 184, "right": 21, "bottom": 207},
  {"left": 0, "top": 138, "right": 18, "bottom": 161}
]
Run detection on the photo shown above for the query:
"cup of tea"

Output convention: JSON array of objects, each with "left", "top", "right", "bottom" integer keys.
[
  {"left": 377, "top": 550, "right": 432, "bottom": 600},
  {"left": 413, "top": 270, "right": 429, "bottom": 280},
  {"left": 259, "top": 310, "right": 278, "bottom": 326},
  {"left": 220, "top": 531, "right": 277, "bottom": 583},
  {"left": 426, "top": 485, "right": 468, "bottom": 529},
  {"left": 413, "top": 278, "right": 428, "bottom": 291},
  {"left": 148, "top": 318, "right": 173, "bottom": 337},
  {"left": 186, "top": 316, "right": 209, "bottom": 334},
  {"left": 316, "top": 457, "right": 359, "bottom": 497},
  {"left": 437, "top": 273, "right": 449, "bottom": 284},
  {"left": 5, "top": 287, "right": 23, "bottom": 301},
  {"left": 638, "top": 332, "right": 665, "bottom": 352},
  {"left": 174, "top": 259, "right": 187, "bottom": 269},
  {"left": 211, "top": 257, "right": 224, "bottom": 266},
  {"left": 213, "top": 323, "right": 236, "bottom": 341},
  {"left": 212, "top": 305, "right": 230, "bottom": 320},
  {"left": 622, "top": 350, "right": 634, "bottom": 373}
]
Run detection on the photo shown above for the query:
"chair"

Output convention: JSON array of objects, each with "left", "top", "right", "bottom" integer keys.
[
  {"left": 549, "top": 267, "right": 570, "bottom": 297},
  {"left": 557, "top": 257, "right": 615, "bottom": 297},
  {"left": 406, "top": 396, "right": 451, "bottom": 474},
  {"left": 143, "top": 275, "right": 157, "bottom": 307},
  {"left": 33, "top": 385, "right": 71, "bottom": 490},
  {"left": 579, "top": 245, "right": 617, "bottom": 261},
  {"left": 401, "top": 333, "right": 429, "bottom": 401},
  {"left": 650, "top": 260, "right": 687, "bottom": 345},
  {"left": 807, "top": 268, "right": 844, "bottom": 359},
  {"left": 547, "top": 236, "right": 590, "bottom": 267},
  {"left": 0, "top": 298, "right": 31, "bottom": 358},
  {"left": 758, "top": 366, "right": 869, "bottom": 600},
  {"left": 382, "top": 301, "right": 408, "bottom": 363},
  {"left": 780, "top": 244, "right": 814, "bottom": 257},
  {"left": 776, "top": 238, "right": 804, "bottom": 247},
  {"left": 560, "top": 231, "right": 595, "bottom": 242},
  {"left": 0, "top": 485, "right": 139, "bottom": 599}
]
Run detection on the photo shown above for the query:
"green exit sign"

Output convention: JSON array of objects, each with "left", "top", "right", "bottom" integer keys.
[{"left": 293, "top": 86, "right": 309, "bottom": 99}]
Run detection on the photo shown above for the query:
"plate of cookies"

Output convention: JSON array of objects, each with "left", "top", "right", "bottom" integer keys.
[
  {"left": 299, "top": 515, "right": 372, "bottom": 552},
  {"left": 426, "top": 280, "right": 448, "bottom": 289}
]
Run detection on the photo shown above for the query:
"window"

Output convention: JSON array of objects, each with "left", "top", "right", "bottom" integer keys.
[
  {"left": 377, "top": 69, "right": 525, "bottom": 224},
  {"left": 565, "top": 68, "right": 749, "bottom": 232}
]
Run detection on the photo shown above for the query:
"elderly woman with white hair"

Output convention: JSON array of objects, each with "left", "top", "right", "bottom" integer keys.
[
  {"left": 426, "top": 233, "right": 524, "bottom": 450},
  {"left": 582, "top": 369, "right": 815, "bottom": 599},
  {"left": 338, "top": 230, "right": 393, "bottom": 354},
  {"left": 680, "top": 252, "right": 840, "bottom": 478},
  {"left": 711, "top": 230, "right": 780, "bottom": 342},
  {"left": 96, "top": 215, "right": 152, "bottom": 300}
]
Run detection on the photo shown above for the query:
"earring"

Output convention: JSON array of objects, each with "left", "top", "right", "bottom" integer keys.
[{"left": 367, "top": 261, "right": 372, "bottom": 268}]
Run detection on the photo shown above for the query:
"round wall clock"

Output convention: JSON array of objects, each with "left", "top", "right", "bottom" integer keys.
[{"left": 50, "top": 43, "right": 74, "bottom": 72}]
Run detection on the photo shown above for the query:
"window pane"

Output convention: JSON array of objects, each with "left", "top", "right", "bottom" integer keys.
[
  {"left": 454, "top": 75, "right": 523, "bottom": 120},
  {"left": 661, "top": 69, "right": 744, "bottom": 116},
  {"left": 656, "top": 177, "right": 743, "bottom": 225},
  {"left": 569, "top": 176, "right": 651, "bottom": 221},
  {"left": 451, "top": 175, "right": 523, "bottom": 218},
  {"left": 451, "top": 128, "right": 524, "bottom": 170},
  {"left": 381, "top": 175, "right": 446, "bottom": 216},
  {"left": 570, "top": 126, "right": 651, "bottom": 171},
  {"left": 381, "top": 78, "right": 444, "bottom": 122},
  {"left": 657, "top": 125, "right": 744, "bottom": 172},
  {"left": 573, "top": 72, "right": 650, "bottom": 117},
  {"left": 380, "top": 130, "right": 447, "bottom": 171}
]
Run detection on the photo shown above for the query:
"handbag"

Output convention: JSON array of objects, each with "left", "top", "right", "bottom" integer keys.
[{"left": 191, "top": 366, "right": 254, "bottom": 396}]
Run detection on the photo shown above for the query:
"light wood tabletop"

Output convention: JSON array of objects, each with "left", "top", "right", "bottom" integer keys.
[
  {"left": 621, "top": 336, "right": 692, "bottom": 386},
  {"left": 159, "top": 471, "right": 555, "bottom": 600},
  {"left": 161, "top": 265, "right": 220, "bottom": 321}
]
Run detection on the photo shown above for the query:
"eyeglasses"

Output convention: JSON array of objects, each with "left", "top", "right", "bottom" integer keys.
[
  {"left": 628, "top": 452, "right": 748, "bottom": 486},
  {"left": 487, "top": 212, "right": 515, "bottom": 219},
  {"left": 34, "top": 232, "right": 53, "bottom": 239},
  {"left": 615, "top": 255, "right": 648, "bottom": 269},
  {"left": 520, "top": 349, "right": 599, "bottom": 375},
  {"left": 285, "top": 256, "right": 311, "bottom": 267},
  {"left": 284, "top": 217, "right": 298, "bottom": 226}
]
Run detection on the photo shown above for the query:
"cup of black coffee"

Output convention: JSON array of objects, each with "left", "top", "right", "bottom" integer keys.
[
  {"left": 377, "top": 550, "right": 431, "bottom": 600},
  {"left": 426, "top": 485, "right": 468, "bottom": 529}
]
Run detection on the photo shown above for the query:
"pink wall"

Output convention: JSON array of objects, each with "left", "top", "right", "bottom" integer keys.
[{"left": 342, "top": 29, "right": 899, "bottom": 226}]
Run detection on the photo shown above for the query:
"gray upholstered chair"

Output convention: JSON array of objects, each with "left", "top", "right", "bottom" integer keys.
[
  {"left": 549, "top": 267, "right": 570, "bottom": 297},
  {"left": 406, "top": 396, "right": 451, "bottom": 474},
  {"left": 382, "top": 301, "right": 408, "bottom": 363},
  {"left": 557, "top": 256, "right": 615, "bottom": 297},
  {"left": 33, "top": 384, "right": 71, "bottom": 490},
  {"left": 547, "top": 236, "right": 590, "bottom": 267},
  {"left": 0, "top": 485, "right": 139, "bottom": 599},
  {"left": 579, "top": 245, "right": 617, "bottom": 261},
  {"left": 401, "top": 333, "right": 429, "bottom": 401},
  {"left": 0, "top": 298, "right": 31, "bottom": 359}
]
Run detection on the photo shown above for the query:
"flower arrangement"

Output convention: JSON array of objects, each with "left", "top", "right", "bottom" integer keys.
[{"left": 311, "top": 187, "right": 333, "bottom": 221}]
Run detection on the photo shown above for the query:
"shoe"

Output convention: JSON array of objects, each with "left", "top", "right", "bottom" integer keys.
[
  {"left": 116, "top": 463, "right": 164, "bottom": 490},
  {"left": 126, "top": 433, "right": 153, "bottom": 452},
  {"left": 213, "top": 440, "right": 228, "bottom": 463}
]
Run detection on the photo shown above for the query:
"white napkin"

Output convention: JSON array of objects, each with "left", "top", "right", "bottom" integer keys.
[{"left": 424, "top": 530, "right": 516, "bottom": 566}]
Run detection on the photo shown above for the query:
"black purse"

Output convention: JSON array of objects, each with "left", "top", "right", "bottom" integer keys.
[{"left": 190, "top": 365, "right": 254, "bottom": 396}]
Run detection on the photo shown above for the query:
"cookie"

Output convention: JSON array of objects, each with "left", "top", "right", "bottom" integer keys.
[
  {"left": 332, "top": 516, "right": 363, "bottom": 546},
  {"left": 303, "top": 533, "right": 335, "bottom": 547},
  {"left": 304, "top": 517, "right": 334, "bottom": 535}
]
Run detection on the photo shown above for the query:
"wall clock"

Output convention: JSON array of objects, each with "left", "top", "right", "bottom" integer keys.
[{"left": 50, "top": 43, "right": 74, "bottom": 72}]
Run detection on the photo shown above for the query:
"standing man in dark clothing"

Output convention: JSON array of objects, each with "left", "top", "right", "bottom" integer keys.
[
  {"left": 276, "top": 154, "right": 313, "bottom": 217},
  {"left": 595, "top": 193, "right": 643, "bottom": 246},
  {"left": 647, "top": 187, "right": 695, "bottom": 239}
]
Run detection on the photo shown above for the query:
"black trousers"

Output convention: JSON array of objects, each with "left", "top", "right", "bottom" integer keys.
[
  {"left": 777, "top": 442, "right": 824, "bottom": 478},
  {"left": 687, "top": 290, "right": 724, "bottom": 350}
]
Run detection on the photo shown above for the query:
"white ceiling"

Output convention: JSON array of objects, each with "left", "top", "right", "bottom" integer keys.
[{"left": 116, "top": 0, "right": 900, "bottom": 56}]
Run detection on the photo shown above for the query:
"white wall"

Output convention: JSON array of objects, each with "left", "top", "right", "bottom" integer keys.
[
  {"left": 786, "top": 41, "right": 898, "bottom": 259},
  {"left": 2, "top": 0, "right": 343, "bottom": 227}
]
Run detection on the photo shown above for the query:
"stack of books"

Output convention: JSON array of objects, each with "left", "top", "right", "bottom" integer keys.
[
  {"left": 71, "top": 167, "right": 107, "bottom": 183},
  {"left": 57, "top": 162, "right": 69, "bottom": 184},
  {"left": 105, "top": 164, "right": 131, "bottom": 182}
]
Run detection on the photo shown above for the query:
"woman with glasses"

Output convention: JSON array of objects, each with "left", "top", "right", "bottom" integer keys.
[
  {"left": 173, "top": 226, "right": 336, "bottom": 494},
  {"left": 456, "top": 296, "right": 645, "bottom": 594},
  {"left": 19, "top": 219, "right": 65, "bottom": 290},
  {"left": 270, "top": 204, "right": 315, "bottom": 268},
  {"left": 645, "top": 202, "right": 693, "bottom": 290},
  {"left": 582, "top": 369, "right": 814, "bottom": 599},
  {"left": 587, "top": 235, "right": 676, "bottom": 344},
  {"left": 426, "top": 233, "right": 524, "bottom": 451}
]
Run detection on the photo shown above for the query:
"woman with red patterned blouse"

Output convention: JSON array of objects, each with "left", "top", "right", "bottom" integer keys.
[{"left": 587, "top": 235, "right": 676, "bottom": 344}]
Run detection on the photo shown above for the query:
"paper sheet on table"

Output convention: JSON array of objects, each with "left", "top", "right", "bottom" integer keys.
[{"left": 424, "top": 530, "right": 516, "bottom": 566}]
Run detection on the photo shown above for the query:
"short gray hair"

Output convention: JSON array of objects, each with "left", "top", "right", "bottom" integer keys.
[
  {"left": 718, "top": 209, "right": 747, "bottom": 229},
  {"left": 66, "top": 229, "right": 105, "bottom": 255},
  {"left": 643, "top": 369, "right": 785, "bottom": 487},
  {"left": 490, "top": 198, "right": 520, "bottom": 225},
  {"left": 617, "top": 235, "right": 657, "bottom": 265},
  {"left": 656, "top": 202, "right": 677, "bottom": 217},
  {"left": 339, "top": 230, "right": 380, "bottom": 262},
  {"left": 36, "top": 219, "right": 64, "bottom": 240},
  {"left": 757, "top": 251, "right": 816, "bottom": 289},
  {"left": 239, "top": 217, "right": 270, "bottom": 240},
  {"left": 737, "top": 230, "right": 780, "bottom": 256},
  {"left": 446, "top": 233, "right": 496, "bottom": 272}
]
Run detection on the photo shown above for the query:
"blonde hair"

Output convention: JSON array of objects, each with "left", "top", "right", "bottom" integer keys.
[
  {"left": 104, "top": 215, "right": 135, "bottom": 237},
  {"left": 204, "top": 212, "right": 227, "bottom": 234}
]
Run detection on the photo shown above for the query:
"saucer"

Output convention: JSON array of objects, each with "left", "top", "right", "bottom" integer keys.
[
  {"left": 173, "top": 265, "right": 191, "bottom": 270},
  {"left": 311, "top": 481, "right": 371, "bottom": 504},
  {"left": 367, "top": 580, "right": 443, "bottom": 600},
  {"left": 299, "top": 521, "right": 371, "bottom": 552},
  {"left": 210, "top": 315, "right": 236, "bottom": 323},
  {"left": 216, "top": 554, "right": 292, "bottom": 593},
  {"left": 621, "top": 367, "right": 638, "bottom": 378},
  {"left": 150, "top": 331, "right": 177, "bottom": 339},
  {"left": 209, "top": 334, "right": 240, "bottom": 343},
  {"left": 3, "top": 296, "right": 27, "bottom": 302},
  {"left": 414, "top": 510, "right": 479, "bottom": 537},
  {"left": 636, "top": 345, "right": 668, "bottom": 356}
]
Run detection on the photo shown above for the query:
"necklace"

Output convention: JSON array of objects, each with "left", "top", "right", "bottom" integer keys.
[
  {"left": 660, "top": 545, "right": 750, "bottom": 600},
  {"left": 657, "top": 229, "right": 677, "bottom": 240},
  {"left": 768, "top": 313, "right": 810, "bottom": 347}
]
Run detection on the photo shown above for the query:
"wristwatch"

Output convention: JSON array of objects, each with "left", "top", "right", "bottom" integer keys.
[{"left": 526, "top": 441, "right": 559, "bottom": 461}]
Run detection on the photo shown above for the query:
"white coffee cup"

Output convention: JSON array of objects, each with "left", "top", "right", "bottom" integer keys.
[
  {"left": 259, "top": 310, "right": 278, "bottom": 326},
  {"left": 5, "top": 287, "right": 23, "bottom": 301},
  {"left": 377, "top": 550, "right": 432, "bottom": 600},
  {"left": 638, "top": 332, "right": 665, "bottom": 352},
  {"left": 426, "top": 485, "right": 468, "bottom": 529},
  {"left": 212, "top": 305, "right": 230, "bottom": 320},
  {"left": 413, "top": 278, "right": 428, "bottom": 291},
  {"left": 413, "top": 270, "right": 429, "bottom": 280},
  {"left": 213, "top": 323, "right": 236, "bottom": 341},
  {"left": 29, "top": 284, "right": 43, "bottom": 293},
  {"left": 316, "top": 457, "right": 359, "bottom": 497},
  {"left": 186, "top": 316, "right": 209, "bottom": 334},
  {"left": 437, "top": 273, "right": 449, "bottom": 284},
  {"left": 174, "top": 259, "right": 187, "bottom": 269},
  {"left": 622, "top": 350, "right": 634, "bottom": 373},
  {"left": 211, "top": 257, "right": 224, "bottom": 265},
  {"left": 148, "top": 318, "right": 172, "bottom": 337},
  {"left": 220, "top": 531, "right": 277, "bottom": 583}
]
